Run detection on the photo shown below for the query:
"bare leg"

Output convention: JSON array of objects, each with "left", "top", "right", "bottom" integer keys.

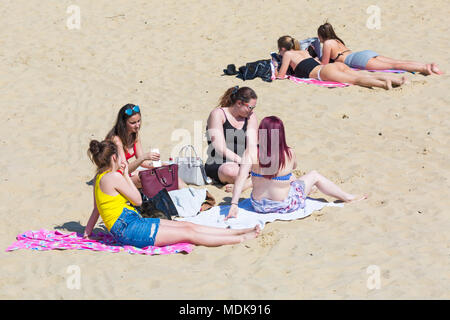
[
  {"left": 217, "top": 162, "right": 240, "bottom": 184},
  {"left": 366, "top": 56, "right": 432, "bottom": 75},
  {"left": 320, "top": 64, "right": 391, "bottom": 89},
  {"left": 154, "top": 224, "right": 259, "bottom": 247},
  {"left": 374, "top": 74, "right": 407, "bottom": 87},
  {"left": 298, "top": 170, "right": 367, "bottom": 203},
  {"left": 159, "top": 219, "right": 259, "bottom": 236}
]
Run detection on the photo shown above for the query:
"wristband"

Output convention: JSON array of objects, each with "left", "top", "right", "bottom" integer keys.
[{"left": 231, "top": 202, "right": 238, "bottom": 206}]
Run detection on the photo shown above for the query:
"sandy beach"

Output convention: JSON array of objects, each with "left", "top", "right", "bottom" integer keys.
[{"left": 1, "top": 0, "right": 449, "bottom": 299}]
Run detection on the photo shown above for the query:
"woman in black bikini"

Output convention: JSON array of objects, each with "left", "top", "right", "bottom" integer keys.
[
  {"left": 205, "top": 86, "right": 258, "bottom": 192},
  {"left": 273, "top": 35, "right": 407, "bottom": 90}
]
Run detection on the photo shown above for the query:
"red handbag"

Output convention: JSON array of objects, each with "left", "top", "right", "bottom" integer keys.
[{"left": 139, "top": 164, "right": 179, "bottom": 198}]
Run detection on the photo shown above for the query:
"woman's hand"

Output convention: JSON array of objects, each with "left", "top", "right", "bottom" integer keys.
[
  {"left": 120, "top": 160, "right": 129, "bottom": 177},
  {"left": 144, "top": 152, "right": 160, "bottom": 161},
  {"left": 272, "top": 58, "right": 279, "bottom": 69},
  {"left": 225, "top": 204, "right": 239, "bottom": 220}
]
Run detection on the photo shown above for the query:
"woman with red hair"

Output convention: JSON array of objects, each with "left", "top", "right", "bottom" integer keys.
[{"left": 226, "top": 116, "right": 367, "bottom": 219}]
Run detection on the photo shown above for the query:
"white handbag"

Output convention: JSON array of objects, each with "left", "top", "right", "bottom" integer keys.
[{"left": 176, "top": 145, "right": 212, "bottom": 186}]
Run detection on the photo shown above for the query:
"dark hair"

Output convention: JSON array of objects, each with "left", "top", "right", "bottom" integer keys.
[
  {"left": 88, "top": 139, "right": 118, "bottom": 174},
  {"left": 277, "top": 35, "right": 301, "bottom": 51},
  {"left": 258, "top": 116, "right": 292, "bottom": 178},
  {"left": 217, "top": 86, "right": 257, "bottom": 109},
  {"left": 105, "top": 104, "right": 141, "bottom": 152},
  {"left": 317, "top": 22, "right": 346, "bottom": 45}
]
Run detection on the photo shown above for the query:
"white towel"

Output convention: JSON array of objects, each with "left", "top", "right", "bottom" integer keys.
[
  {"left": 176, "top": 198, "right": 343, "bottom": 229},
  {"left": 168, "top": 187, "right": 207, "bottom": 217}
]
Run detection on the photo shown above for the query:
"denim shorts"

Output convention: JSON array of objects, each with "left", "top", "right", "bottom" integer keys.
[
  {"left": 109, "top": 207, "right": 160, "bottom": 248},
  {"left": 344, "top": 50, "right": 379, "bottom": 69}
]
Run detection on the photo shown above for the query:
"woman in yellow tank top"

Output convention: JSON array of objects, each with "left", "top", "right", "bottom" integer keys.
[{"left": 84, "top": 139, "right": 260, "bottom": 248}]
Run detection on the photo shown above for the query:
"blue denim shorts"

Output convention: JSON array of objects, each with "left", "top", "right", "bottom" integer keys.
[
  {"left": 109, "top": 207, "right": 160, "bottom": 248},
  {"left": 344, "top": 50, "right": 379, "bottom": 69}
]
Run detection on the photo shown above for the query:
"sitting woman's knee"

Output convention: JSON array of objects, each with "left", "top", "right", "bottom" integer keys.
[{"left": 219, "top": 164, "right": 239, "bottom": 182}]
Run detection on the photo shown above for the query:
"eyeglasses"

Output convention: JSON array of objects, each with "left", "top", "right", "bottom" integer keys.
[
  {"left": 243, "top": 103, "right": 256, "bottom": 111},
  {"left": 125, "top": 105, "right": 140, "bottom": 116}
]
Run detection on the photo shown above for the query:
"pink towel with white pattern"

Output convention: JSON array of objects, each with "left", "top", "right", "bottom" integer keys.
[
  {"left": 5, "top": 229, "right": 194, "bottom": 255},
  {"left": 287, "top": 75, "right": 350, "bottom": 87}
]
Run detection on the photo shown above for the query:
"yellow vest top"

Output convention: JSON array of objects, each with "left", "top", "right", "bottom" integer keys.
[{"left": 94, "top": 171, "right": 136, "bottom": 231}]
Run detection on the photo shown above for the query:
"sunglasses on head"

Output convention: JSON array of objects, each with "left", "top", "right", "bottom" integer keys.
[
  {"left": 243, "top": 102, "right": 256, "bottom": 111},
  {"left": 125, "top": 105, "right": 140, "bottom": 116}
]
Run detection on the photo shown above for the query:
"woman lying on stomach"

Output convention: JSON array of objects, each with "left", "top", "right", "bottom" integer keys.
[
  {"left": 273, "top": 35, "right": 407, "bottom": 90},
  {"left": 225, "top": 116, "right": 367, "bottom": 220},
  {"left": 317, "top": 22, "right": 443, "bottom": 75},
  {"left": 84, "top": 139, "right": 260, "bottom": 247}
]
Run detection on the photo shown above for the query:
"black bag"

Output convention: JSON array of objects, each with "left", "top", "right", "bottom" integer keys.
[
  {"left": 138, "top": 189, "right": 179, "bottom": 220},
  {"left": 237, "top": 59, "right": 273, "bottom": 82}
]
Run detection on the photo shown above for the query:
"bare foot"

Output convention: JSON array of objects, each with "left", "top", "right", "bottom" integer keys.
[
  {"left": 420, "top": 64, "right": 433, "bottom": 76},
  {"left": 235, "top": 226, "right": 258, "bottom": 235},
  {"left": 241, "top": 229, "right": 259, "bottom": 242},
  {"left": 225, "top": 184, "right": 233, "bottom": 193},
  {"left": 254, "top": 224, "right": 261, "bottom": 236},
  {"left": 384, "top": 79, "right": 392, "bottom": 90},
  {"left": 390, "top": 76, "right": 406, "bottom": 87},
  {"left": 401, "top": 76, "right": 409, "bottom": 85},
  {"left": 344, "top": 194, "right": 369, "bottom": 203},
  {"left": 431, "top": 63, "right": 444, "bottom": 75}
]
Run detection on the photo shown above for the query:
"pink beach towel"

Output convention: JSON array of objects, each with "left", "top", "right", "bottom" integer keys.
[
  {"left": 5, "top": 229, "right": 194, "bottom": 255},
  {"left": 287, "top": 75, "right": 350, "bottom": 88}
]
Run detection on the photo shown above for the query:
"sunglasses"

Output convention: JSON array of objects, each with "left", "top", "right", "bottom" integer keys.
[
  {"left": 243, "top": 103, "right": 256, "bottom": 111},
  {"left": 125, "top": 105, "right": 140, "bottom": 116}
]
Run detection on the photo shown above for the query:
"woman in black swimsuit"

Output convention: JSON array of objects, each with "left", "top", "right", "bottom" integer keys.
[
  {"left": 273, "top": 35, "right": 407, "bottom": 90},
  {"left": 205, "top": 86, "right": 258, "bottom": 192}
]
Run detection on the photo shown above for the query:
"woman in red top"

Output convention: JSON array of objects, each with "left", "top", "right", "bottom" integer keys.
[{"left": 106, "top": 104, "right": 186, "bottom": 188}]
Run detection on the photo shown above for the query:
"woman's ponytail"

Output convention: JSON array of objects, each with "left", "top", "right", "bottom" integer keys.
[
  {"left": 87, "top": 139, "right": 118, "bottom": 174},
  {"left": 292, "top": 38, "right": 301, "bottom": 50}
]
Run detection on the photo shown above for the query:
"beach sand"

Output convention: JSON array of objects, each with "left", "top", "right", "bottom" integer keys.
[{"left": 1, "top": 0, "right": 449, "bottom": 299}]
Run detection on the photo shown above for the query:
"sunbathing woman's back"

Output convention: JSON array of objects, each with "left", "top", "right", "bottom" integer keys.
[{"left": 250, "top": 148, "right": 296, "bottom": 202}]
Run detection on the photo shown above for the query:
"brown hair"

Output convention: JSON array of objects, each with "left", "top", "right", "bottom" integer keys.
[
  {"left": 105, "top": 104, "right": 141, "bottom": 153},
  {"left": 87, "top": 139, "right": 118, "bottom": 174},
  {"left": 317, "top": 22, "right": 346, "bottom": 45},
  {"left": 277, "top": 35, "right": 301, "bottom": 51},
  {"left": 217, "top": 86, "right": 257, "bottom": 109}
]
